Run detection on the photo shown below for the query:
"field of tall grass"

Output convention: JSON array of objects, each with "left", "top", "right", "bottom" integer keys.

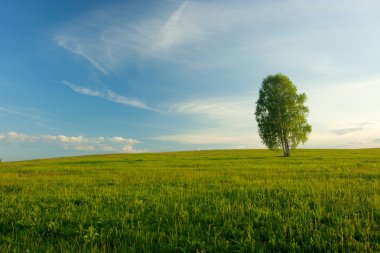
[{"left": 0, "top": 149, "right": 379, "bottom": 252}]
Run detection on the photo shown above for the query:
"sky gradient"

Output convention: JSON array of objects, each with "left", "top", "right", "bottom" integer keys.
[{"left": 1, "top": 0, "right": 380, "bottom": 161}]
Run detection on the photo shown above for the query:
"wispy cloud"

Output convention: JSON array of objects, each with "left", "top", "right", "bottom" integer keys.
[
  {"left": 0, "top": 106, "right": 66, "bottom": 132},
  {"left": 331, "top": 122, "right": 374, "bottom": 135},
  {"left": 154, "top": 95, "right": 261, "bottom": 147},
  {"left": 52, "top": 1, "right": 271, "bottom": 72},
  {"left": 54, "top": 1, "right": 213, "bottom": 71},
  {"left": 0, "top": 107, "right": 16, "bottom": 115},
  {"left": 55, "top": 35, "right": 110, "bottom": 74},
  {"left": 1, "top": 131, "right": 142, "bottom": 153},
  {"left": 55, "top": 0, "right": 380, "bottom": 77},
  {"left": 0, "top": 106, "right": 42, "bottom": 120},
  {"left": 331, "top": 127, "right": 363, "bottom": 135},
  {"left": 63, "top": 80, "right": 154, "bottom": 110},
  {"left": 330, "top": 122, "right": 373, "bottom": 135},
  {"left": 169, "top": 95, "right": 255, "bottom": 126}
]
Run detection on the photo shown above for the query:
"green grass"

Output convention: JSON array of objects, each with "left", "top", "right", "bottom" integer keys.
[{"left": 0, "top": 149, "right": 379, "bottom": 252}]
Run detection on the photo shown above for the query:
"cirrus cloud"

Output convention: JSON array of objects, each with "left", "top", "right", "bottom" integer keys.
[{"left": 62, "top": 80, "right": 154, "bottom": 111}]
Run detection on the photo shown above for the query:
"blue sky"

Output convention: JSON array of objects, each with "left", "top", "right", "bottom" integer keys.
[{"left": 1, "top": 0, "right": 380, "bottom": 161}]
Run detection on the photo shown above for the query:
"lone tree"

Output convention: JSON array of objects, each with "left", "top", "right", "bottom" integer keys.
[{"left": 255, "top": 73, "right": 311, "bottom": 157}]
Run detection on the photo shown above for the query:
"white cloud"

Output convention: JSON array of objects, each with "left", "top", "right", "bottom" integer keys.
[
  {"left": 105, "top": 90, "right": 149, "bottom": 109},
  {"left": 122, "top": 144, "right": 135, "bottom": 152},
  {"left": 109, "top": 136, "right": 127, "bottom": 143},
  {"left": 64, "top": 82, "right": 104, "bottom": 97},
  {"left": 109, "top": 136, "right": 138, "bottom": 144},
  {"left": 60, "top": 135, "right": 86, "bottom": 143},
  {"left": 62, "top": 80, "right": 153, "bottom": 110},
  {"left": 41, "top": 135, "right": 87, "bottom": 143},
  {"left": 0, "top": 131, "right": 141, "bottom": 153},
  {"left": 7, "top": 131, "right": 37, "bottom": 142}
]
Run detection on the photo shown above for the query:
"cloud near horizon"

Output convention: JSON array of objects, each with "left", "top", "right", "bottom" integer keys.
[
  {"left": 156, "top": 95, "right": 262, "bottom": 147},
  {"left": 330, "top": 127, "right": 363, "bottom": 135},
  {"left": 330, "top": 122, "right": 373, "bottom": 136},
  {"left": 1, "top": 131, "right": 142, "bottom": 153}
]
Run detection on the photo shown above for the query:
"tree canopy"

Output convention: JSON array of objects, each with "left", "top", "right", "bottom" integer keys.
[{"left": 255, "top": 73, "right": 311, "bottom": 157}]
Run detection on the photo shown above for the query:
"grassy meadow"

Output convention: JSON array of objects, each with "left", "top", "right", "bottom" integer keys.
[{"left": 0, "top": 149, "right": 379, "bottom": 252}]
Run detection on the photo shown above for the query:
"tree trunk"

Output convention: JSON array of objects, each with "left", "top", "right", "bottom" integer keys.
[
  {"left": 280, "top": 131, "right": 290, "bottom": 157},
  {"left": 284, "top": 139, "right": 291, "bottom": 157}
]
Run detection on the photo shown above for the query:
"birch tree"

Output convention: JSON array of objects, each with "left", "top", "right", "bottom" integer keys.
[{"left": 255, "top": 73, "right": 311, "bottom": 157}]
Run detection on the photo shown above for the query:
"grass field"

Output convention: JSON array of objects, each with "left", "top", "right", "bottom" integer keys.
[{"left": 0, "top": 149, "right": 379, "bottom": 252}]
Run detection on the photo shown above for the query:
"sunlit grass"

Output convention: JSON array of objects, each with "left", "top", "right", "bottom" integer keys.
[{"left": 0, "top": 149, "right": 379, "bottom": 252}]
